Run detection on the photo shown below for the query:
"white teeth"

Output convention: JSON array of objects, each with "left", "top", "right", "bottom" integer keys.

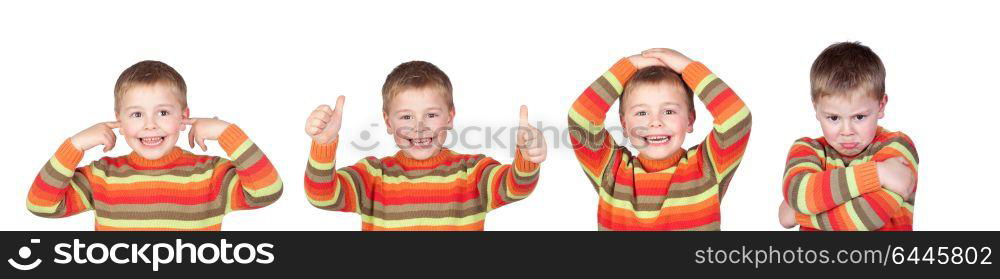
[
  {"left": 409, "top": 137, "right": 433, "bottom": 146},
  {"left": 140, "top": 137, "right": 164, "bottom": 146},
  {"left": 644, "top": 135, "right": 671, "bottom": 144}
]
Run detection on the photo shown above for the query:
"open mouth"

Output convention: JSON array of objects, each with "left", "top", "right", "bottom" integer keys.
[
  {"left": 407, "top": 136, "right": 435, "bottom": 149},
  {"left": 139, "top": 136, "right": 166, "bottom": 147},
  {"left": 643, "top": 135, "right": 672, "bottom": 146}
]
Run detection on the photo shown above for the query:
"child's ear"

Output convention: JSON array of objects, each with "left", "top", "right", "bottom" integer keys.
[
  {"left": 180, "top": 108, "right": 191, "bottom": 131},
  {"left": 687, "top": 109, "right": 696, "bottom": 133},
  {"left": 877, "top": 94, "right": 888, "bottom": 119},
  {"left": 383, "top": 112, "right": 393, "bottom": 135},
  {"left": 446, "top": 109, "right": 456, "bottom": 130}
]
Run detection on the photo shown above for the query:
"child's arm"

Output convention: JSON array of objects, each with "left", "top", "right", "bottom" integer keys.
[
  {"left": 26, "top": 122, "right": 119, "bottom": 218},
  {"left": 643, "top": 49, "right": 752, "bottom": 199},
  {"left": 186, "top": 118, "right": 284, "bottom": 212},
  {"left": 470, "top": 152, "right": 540, "bottom": 212},
  {"left": 472, "top": 105, "right": 546, "bottom": 212},
  {"left": 567, "top": 55, "right": 663, "bottom": 192},
  {"left": 784, "top": 133, "right": 919, "bottom": 230},
  {"left": 303, "top": 97, "right": 378, "bottom": 214}
]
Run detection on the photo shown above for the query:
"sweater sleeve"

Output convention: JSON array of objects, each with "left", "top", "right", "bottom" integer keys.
[
  {"left": 472, "top": 150, "right": 540, "bottom": 213},
  {"left": 26, "top": 139, "right": 96, "bottom": 218},
  {"left": 214, "top": 124, "right": 284, "bottom": 212},
  {"left": 568, "top": 58, "right": 636, "bottom": 193},
  {"left": 782, "top": 138, "right": 883, "bottom": 215},
  {"left": 790, "top": 132, "right": 919, "bottom": 231},
  {"left": 304, "top": 139, "right": 380, "bottom": 215},
  {"left": 681, "top": 62, "right": 752, "bottom": 200}
]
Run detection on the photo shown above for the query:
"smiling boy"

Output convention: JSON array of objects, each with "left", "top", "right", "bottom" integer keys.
[
  {"left": 26, "top": 60, "right": 283, "bottom": 230},
  {"left": 778, "top": 42, "right": 919, "bottom": 231},
  {"left": 568, "top": 48, "right": 751, "bottom": 230},
  {"left": 303, "top": 61, "right": 546, "bottom": 231}
]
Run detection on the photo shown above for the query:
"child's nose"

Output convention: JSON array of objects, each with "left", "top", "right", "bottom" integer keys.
[
  {"left": 839, "top": 122, "right": 855, "bottom": 136},
  {"left": 142, "top": 117, "right": 158, "bottom": 130},
  {"left": 648, "top": 118, "right": 664, "bottom": 128}
]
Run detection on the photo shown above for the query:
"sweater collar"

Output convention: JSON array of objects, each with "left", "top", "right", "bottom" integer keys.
[
  {"left": 392, "top": 148, "right": 454, "bottom": 168},
  {"left": 126, "top": 147, "right": 184, "bottom": 167},
  {"left": 636, "top": 149, "right": 684, "bottom": 173}
]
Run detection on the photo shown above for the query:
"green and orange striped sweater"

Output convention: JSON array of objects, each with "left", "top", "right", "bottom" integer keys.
[
  {"left": 568, "top": 59, "right": 751, "bottom": 231},
  {"left": 26, "top": 125, "right": 283, "bottom": 231},
  {"left": 304, "top": 140, "right": 539, "bottom": 231},
  {"left": 783, "top": 127, "right": 918, "bottom": 231}
]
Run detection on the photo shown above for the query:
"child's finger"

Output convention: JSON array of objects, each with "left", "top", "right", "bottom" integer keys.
[
  {"left": 101, "top": 133, "right": 114, "bottom": 152},
  {"left": 310, "top": 117, "right": 328, "bottom": 128},
  {"left": 307, "top": 126, "right": 319, "bottom": 135},
  {"left": 313, "top": 106, "right": 332, "bottom": 119},
  {"left": 197, "top": 137, "right": 208, "bottom": 152},
  {"left": 519, "top": 105, "right": 529, "bottom": 127},
  {"left": 181, "top": 118, "right": 197, "bottom": 126},
  {"left": 334, "top": 95, "right": 346, "bottom": 114},
  {"left": 105, "top": 130, "right": 117, "bottom": 150},
  {"left": 104, "top": 121, "right": 120, "bottom": 129},
  {"left": 188, "top": 129, "right": 197, "bottom": 149}
]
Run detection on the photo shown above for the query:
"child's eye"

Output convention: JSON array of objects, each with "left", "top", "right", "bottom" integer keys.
[
  {"left": 428, "top": 113, "right": 438, "bottom": 118},
  {"left": 130, "top": 112, "right": 142, "bottom": 118},
  {"left": 400, "top": 115, "right": 412, "bottom": 120},
  {"left": 664, "top": 110, "right": 675, "bottom": 115},
  {"left": 853, "top": 115, "right": 866, "bottom": 121},
  {"left": 159, "top": 110, "right": 169, "bottom": 116},
  {"left": 635, "top": 111, "right": 647, "bottom": 116},
  {"left": 827, "top": 116, "right": 839, "bottom": 122}
]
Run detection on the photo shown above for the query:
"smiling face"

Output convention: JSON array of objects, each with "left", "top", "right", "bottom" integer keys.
[
  {"left": 814, "top": 90, "right": 887, "bottom": 157},
  {"left": 116, "top": 83, "right": 188, "bottom": 160},
  {"left": 621, "top": 82, "right": 694, "bottom": 160},
  {"left": 384, "top": 87, "right": 455, "bottom": 160}
]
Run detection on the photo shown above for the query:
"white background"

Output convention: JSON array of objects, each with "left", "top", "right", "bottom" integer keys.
[{"left": 1, "top": 0, "right": 997, "bottom": 231}]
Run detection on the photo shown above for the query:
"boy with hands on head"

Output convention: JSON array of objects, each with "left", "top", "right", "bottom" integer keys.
[
  {"left": 778, "top": 42, "right": 918, "bottom": 231},
  {"left": 304, "top": 61, "right": 545, "bottom": 231},
  {"left": 569, "top": 48, "right": 751, "bottom": 231},
  {"left": 27, "top": 60, "right": 283, "bottom": 231}
]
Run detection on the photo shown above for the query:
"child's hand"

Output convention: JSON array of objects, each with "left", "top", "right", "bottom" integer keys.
[
  {"left": 516, "top": 105, "right": 547, "bottom": 164},
  {"left": 778, "top": 201, "right": 798, "bottom": 229},
  {"left": 641, "top": 48, "right": 693, "bottom": 73},
  {"left": 877, "top": 157, "right": 915, "bottom": 200},
  {"left": 183, "top": 117, "right": 231, "bottom": 152},
  {"left": 626, "top": 54, "right": 666, "bottom": 69},
  {"left": 305, "top": 95, "right": 345, "bottom": 145},
  {"left": 70, "top": 121, "right": 120, "bottom": 152}
]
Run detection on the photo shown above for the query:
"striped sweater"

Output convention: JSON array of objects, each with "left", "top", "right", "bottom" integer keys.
[
  {"left": 26, "top": 125, "right": 283, "bottom": 231},
  {"left": 305, "top": 140, "right": 539, "bottom": 231},
  {"left": 568, "top": 59, "right": 751, "bottom": 231},
  {"left": 783, "top": 127, "right": 918, "bottom": 231}
]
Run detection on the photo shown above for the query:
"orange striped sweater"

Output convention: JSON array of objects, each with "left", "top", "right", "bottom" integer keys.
[
  {"left": 783, "top": 127, "right": 918, "bottom": 231},
  {"left": 26, "top": 125, "right": 283, "bottom": 231},
  {"left": 568, "top": 59, "right": 751, "bottom": 231},
  {"left": 304, "top": 140, "right": 539, "bottom": 231}
]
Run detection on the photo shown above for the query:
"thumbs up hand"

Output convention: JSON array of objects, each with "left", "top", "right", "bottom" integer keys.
[
  {"left": 516, "top": 105, "right": 547, "bottom": 164},
  {"left": 305, "top": 95, "right": 346, "bottom": 144}
]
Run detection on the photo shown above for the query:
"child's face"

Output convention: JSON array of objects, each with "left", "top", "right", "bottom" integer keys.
[
  {"left": 813, "top": 91, "right": 886, "bottom": 157},
  {"left": 116, "top": 83, "right": 188, "bottom": 160},
  {"left": 621, "top": 83, "right": 694, "bottom": 160},
  {"left": 384, "top": 87, "right": 455, "bottom": 160}
]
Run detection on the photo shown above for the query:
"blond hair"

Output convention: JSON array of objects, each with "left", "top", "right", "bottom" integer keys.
[
  {"left": 114, "top": 60, "right": 187, "bottom": 113},
  {"left": 810, "top": 42, "right": 885, "bottom": 102},
  {"left": 381, "top": 61, "right": 454, "bottom": 114}
]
